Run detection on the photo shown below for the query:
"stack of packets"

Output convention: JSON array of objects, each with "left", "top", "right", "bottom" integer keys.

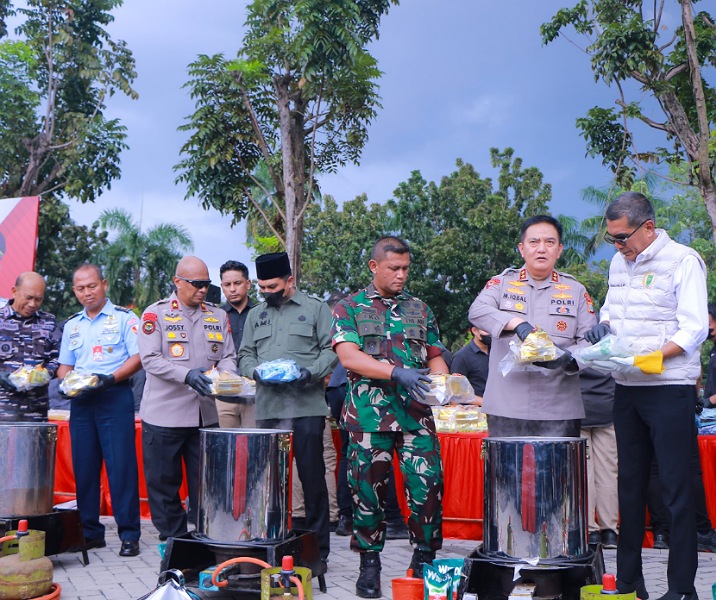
[
  {"left": 254, "top": 358, "right": 301, "bottom": 383},
  {"left": 8, "top": 364, "right": 51, "bottom": 392},
  {"left": 431, "top": 404, "right": 486, "bottom": 433},
  {"left": 204, "top": 367, "right": 255, "bottom": 397},
  {"left": 499, "top": 327, "right": 564, "bottom": 376},
  {"left": 59, "top": 371, "right": 99, "bottom": 397},
  {"left": 424, "top": 559, "right": 462, "bottom": 600},
  {"left": 572, "top": 334, "right": 637, "bottom": 373},
  {"left": 420, "top": 373, "right": 474, "bottom": 406}
]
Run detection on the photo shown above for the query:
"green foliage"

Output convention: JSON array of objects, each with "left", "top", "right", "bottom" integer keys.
[
  {"left": 302, "top": 150, "right": 551, "bottom": 346},
  {"left": 35, "top": 197, "right": 108, "bottom": 320},
  {"left": 176, "top": 0, "right": 397, "bottom": 277},
  {"left": 541, "top": 1, "right": 716, "bottom": 216},
  {"left": 93, "top": 208, "right": 194, "bottom": 309},
  {"left": 0, "top": 0, "right": 137, "bottom": 201}
]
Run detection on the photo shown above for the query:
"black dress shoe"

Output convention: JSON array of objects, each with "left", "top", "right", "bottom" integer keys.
[
  {"left": 588, "top": 531, "right": 601, "bottom": 545},
  {"left": 119, "top": 540, "right": 140, "bottom": 557},
  {"left": 617, "top": 576, "right": 649, "bottom": 600},
  {"left": 335, "top": 514, "right": 353, "bottom": 537},
  {"left": 600, "top": 529, "right": 618, "bottom": 549},
  {"left": 385, "top": 519, "right": 410, "bottom": 540},
  {"left": 69, "top": 537, "right": 106, "bottom": 552},
  {"left": 652, "top": 531, "right": 669, "bottom": 550},
  {"left": 697, "top": 529, "right": 716, "bottom": 552}
]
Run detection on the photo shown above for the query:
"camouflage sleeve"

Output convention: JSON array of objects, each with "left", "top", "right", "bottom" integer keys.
[
  {"left": 331, "top": 299, "right": 360, "bottom": 346},
  {"left": 44, "top": 321, "right": 62, "bottom": 378},
  {"left": 310, "top": 301, "right": 338, "bottom": 378}
]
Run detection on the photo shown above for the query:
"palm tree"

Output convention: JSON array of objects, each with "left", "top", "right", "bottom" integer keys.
[{"left": 94, "top": 208, "right": 193, "bottom": 309}]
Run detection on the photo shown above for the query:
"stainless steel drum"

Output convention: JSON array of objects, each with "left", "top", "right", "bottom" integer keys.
[
  {"left": 483, "top": 436, "right": 587, "bottom": 559},
  {"left": 197, "top": 428, "right": 292, "bottom": 542},
  {"left": 0, "top": 422, "right": 57, "bottom": 517}
]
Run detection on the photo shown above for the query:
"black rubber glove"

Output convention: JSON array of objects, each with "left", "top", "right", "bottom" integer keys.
[
  {"left": 514, "top": 322, "right": 536, "bottom": 341},
  {"left": 86, "top": 373, "right": 115, "bottom": 395},
  {"left": 585, "top": 323, "right": 612, "bottom": 345},
  {"left": 185, "top": 368, "right": 213, "bottom": 396},
  {"left": 0, "top": 372, "right": 16, "bottom": 392},
  {"left": 290, "top": 368, "right": 312, "bottom": 388},
  {"left": 534, "top": 350, "right": 578, "bottom": 372},
  {"left": 391, "top": 367, "right": 431, "bottom": 401},
  {"left": 253, "top": 369, "right": 285, "bottom": 387}
]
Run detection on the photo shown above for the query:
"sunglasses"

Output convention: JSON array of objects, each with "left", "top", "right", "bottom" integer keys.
[
  {"left": 603, "top": 219, "right": 649, "bottom": 246},
  {"left": 176, "top": 275, "right": 211, "bottom": 289}
]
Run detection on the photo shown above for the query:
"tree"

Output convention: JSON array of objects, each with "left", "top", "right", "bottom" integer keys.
[
  {"left": 175, "top": 0, "right": 398, "bottom": 281},
  {"left": 541, "top": 1, "right": 716, "bottom": 242},
  {"left": 94, "top": 208, "right": 193, "bottom": 309},
  {"left": 35, "top": 197, "right": 107, "bottom": 320},
  {"left": 0, "top": 0, "right": 137, "bottom": 201}
]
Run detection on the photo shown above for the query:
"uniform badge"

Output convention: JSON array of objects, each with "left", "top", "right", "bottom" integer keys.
[
  {"left": 106, "top": 315, "right": 116, "bottom": 324},
  {"left": 200, "top": 302, "right": 207, "bottom": 312},
  {"left": 171, "top": 300, "right": 179, "bottom": 311},
  {"left": 507, "top": 287, "right": 524, "bottom": 294},
  {"left": 556, "top": 306, "right": 571, "bottom": 315},
  {"left": 164, "top": 315, "right": 182, "bottom": 322},
  {"left": 203, "top": 316, "right": 219, "bottom": 323},
  {"left": 131, "top": 325, "right": 138, "bottom": 334},
  {"left": 584, "top": 292, "right": 596, "bottom": 314},
  {"left": 167, "top": 332, "right": 177, "bottom": 339},
  {"left": 128, "top": 316, "right": 139, "bottom": 327},
  {"left": 143, "top": 312, "right": 157, "bottom": 323},
  {"left": 107, "top": 347, "right": 113, "bottom": 353},
  {"left": 170, "top": 343, "right": 184, "bottom": 357},
  {"left": 515, "top": 302, "right": 525, "bottom": 311},
  {"left": 642, "top": 273, "right": 655, "bottom": 288},
  {"left": 207, "top": 332, "right": 215, "bottom": 340},
  {"left": 485, "top": 277, "right": 501, "bottom": 289},
  {"left": 553, "top": 284, "right": 571, "bottom": 291},
  {"left": 299, "top": 315, "right": 306, "bottom": 321},
  {"left": 92, "top": 345, "right": 103, "bottom": 361},
  {"left": 519, "top": 269, "right": 528, "bottom": 281},
  {"left": 556, "top": 320, "right": 568, "bottom": 332},
  {"left": 552, "top": 293, "right": 572, "bottom": 299},
  {"left": 551, "top": 271, "right": 559, "bottom": 283},
  {"left": 211, "top": 344, "right": 219, "bottom": 353},
  {"left": 216, "top": 333, "right": 223, "bottom": 341},
  {"left": 142, "top": 321, "right": 155, "bottom": 335},
  {"left": 504, "top": 301, "right": 513, "bottom": 309},
  {"left": 508, "top": 280, "right": 525, "bottom": 287}
]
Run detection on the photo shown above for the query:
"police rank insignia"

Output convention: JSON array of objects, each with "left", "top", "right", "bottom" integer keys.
[
  {"left": 556, "top": 320, "right": 568, "bottom": 332},
  {"left": 508, "top": 280, "right": 525, "bottom": 287},
  {"left": 515, "top": 303, "right": 525, "bottom": 311},
  {"left": 170, "top": 343, "right": 184, "bottom": 357},
  {"left": 171, "top": 300, "right": 179, "bottom": 310},
  {"left": 552, "top": 293, "right": 573, "bottom": 299},
  {"left": 553, "top": 284, "right": 571, "bottom": 291},
  {"left": 507, "top": 287, "right": 524, "bottom": 294},
  {"left": 203, "top": 316, "right": 219, "bottom": 323},
  {"left": 164, "top": 315, "right": 182, "bottom": 322},
  {"left": 142, "top": 321, "right": 155, "bottom": 335},
  {"left": 585, "top": 292, "right": 595, "bottom": 314}
]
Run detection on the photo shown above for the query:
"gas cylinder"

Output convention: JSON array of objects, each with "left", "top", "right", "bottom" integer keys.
[{"left": 0, "top": 526, "right": 53, "bottom": 600}]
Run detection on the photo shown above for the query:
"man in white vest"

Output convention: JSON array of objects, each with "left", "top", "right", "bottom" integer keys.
[{"left": 586, "top": 192, "right": 708, "bottom": 600}]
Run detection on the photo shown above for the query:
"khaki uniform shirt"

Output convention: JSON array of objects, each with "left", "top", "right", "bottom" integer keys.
[
  {"left": 138, "top": 293, "right": 236, "bottom": 427},
  {"left": 238, "top": 290, "right": 337, "bottom": 421},
  {"left": 468, "top": 267, "right": 597, "bottom": 420}
]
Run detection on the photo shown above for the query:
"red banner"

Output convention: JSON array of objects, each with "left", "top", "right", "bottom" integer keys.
[{"left": 0, "top": 196, "right": 40, "bottom": 297}]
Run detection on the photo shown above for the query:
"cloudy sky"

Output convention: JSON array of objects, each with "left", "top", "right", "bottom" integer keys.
[{"left": 52, "top": 1, "right": 649, "bottom": 282}]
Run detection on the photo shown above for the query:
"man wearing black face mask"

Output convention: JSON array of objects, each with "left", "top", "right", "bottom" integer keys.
[
  {"left": 238, "top": 252, "right": 338, "bottom": 570},
  {"left": 450, "top": 324, "right": 490, "bottom": 406}
]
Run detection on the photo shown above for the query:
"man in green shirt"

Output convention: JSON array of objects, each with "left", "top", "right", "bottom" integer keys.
[{"left": 239, "top": 252, "right": 337, "bottom": 569}]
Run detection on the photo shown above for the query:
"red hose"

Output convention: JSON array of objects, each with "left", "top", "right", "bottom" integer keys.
[
  {"left": 211, "top": 557, "right": 305, "bottom": 600},
  {"left": 31, "top": 583, "right": 61, "bottom": 599}
]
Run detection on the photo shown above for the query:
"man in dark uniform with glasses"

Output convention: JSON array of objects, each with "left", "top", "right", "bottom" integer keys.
[{"left": 138, "top": 255, "right": 236, "bottom": 540}]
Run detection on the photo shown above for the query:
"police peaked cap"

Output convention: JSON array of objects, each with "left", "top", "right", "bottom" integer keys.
[{"left": 255, "top": 252, "right": 292, "bottom": 280}]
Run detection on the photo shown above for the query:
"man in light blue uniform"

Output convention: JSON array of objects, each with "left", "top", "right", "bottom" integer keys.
[{"left": 58, "top": 264, "right": 142, "bottom": 557}]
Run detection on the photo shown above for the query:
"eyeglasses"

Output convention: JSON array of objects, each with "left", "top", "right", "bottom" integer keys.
[
  {"left": 176, "top": 275, "right": 211, "bottom": 289},
  {"left": 603, "top": 219, "right": 650, "bottom": 246}
]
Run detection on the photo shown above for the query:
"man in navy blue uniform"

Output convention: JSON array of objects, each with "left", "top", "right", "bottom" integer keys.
[{"left": 58, "top": 264, "right": 142, "bottom": 557}]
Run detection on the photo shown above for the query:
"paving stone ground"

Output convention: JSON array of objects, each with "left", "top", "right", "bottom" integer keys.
[{"left": 46, "top": 518, "right": 716, "bottom": 599}]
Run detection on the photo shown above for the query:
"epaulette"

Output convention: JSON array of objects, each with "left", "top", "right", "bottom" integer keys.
[
  {"left": 556, "top": 271, "right": 578, "bottom": 282},
  {"left": 115, "top": 305, "right": 133, "bottom": 313},
  {"left": 498, "top": 266, "right": 519, "bottom": 276},
  {"left": 66, "top": 311, "right": 82, "bottom": 322}
]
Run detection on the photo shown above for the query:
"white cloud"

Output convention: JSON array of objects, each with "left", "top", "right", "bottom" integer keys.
[{"left": 459, "top": 94, "right": 513, "bottom": 128}]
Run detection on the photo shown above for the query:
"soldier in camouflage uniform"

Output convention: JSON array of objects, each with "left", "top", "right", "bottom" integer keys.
[
  {"left": 332, "top": 236, "right": 447, "bottom": 599},
  {"left": 0, "top": 272, "right": 60, "bottom": 422}
]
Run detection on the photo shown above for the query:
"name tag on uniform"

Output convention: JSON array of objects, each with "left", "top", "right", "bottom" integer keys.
[{"left": 92, "top": 345, "right": 103, "bottom": 361}]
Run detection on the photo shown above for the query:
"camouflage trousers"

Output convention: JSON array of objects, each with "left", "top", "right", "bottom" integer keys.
[{"left": 347, "top": 429, "right": 443, "bottom": 553}]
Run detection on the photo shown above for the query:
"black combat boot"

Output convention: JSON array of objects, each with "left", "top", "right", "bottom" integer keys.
[
  {"left": 409, "top": 548, "right": 436, "bottom": 579},
  {"left": 356, "top": 551, "right": 382, "bottom": 598}
]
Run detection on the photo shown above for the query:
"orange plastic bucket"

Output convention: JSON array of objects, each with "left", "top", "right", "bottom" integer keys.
[{"left": 391, "top": 575, "right": 423, "bottom": 600}]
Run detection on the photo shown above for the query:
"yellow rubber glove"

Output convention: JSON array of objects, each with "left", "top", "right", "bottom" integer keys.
[
  {"left": 633, "top": 350, "right": 665, "bottom": 374},
  {"left": 609, "top": 350, "right": 665, "bottom": 374}
]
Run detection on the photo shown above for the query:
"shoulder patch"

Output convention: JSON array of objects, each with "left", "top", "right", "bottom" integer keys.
[{"left": 485, "top": 277, "right": 501, "bottom": 290}]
